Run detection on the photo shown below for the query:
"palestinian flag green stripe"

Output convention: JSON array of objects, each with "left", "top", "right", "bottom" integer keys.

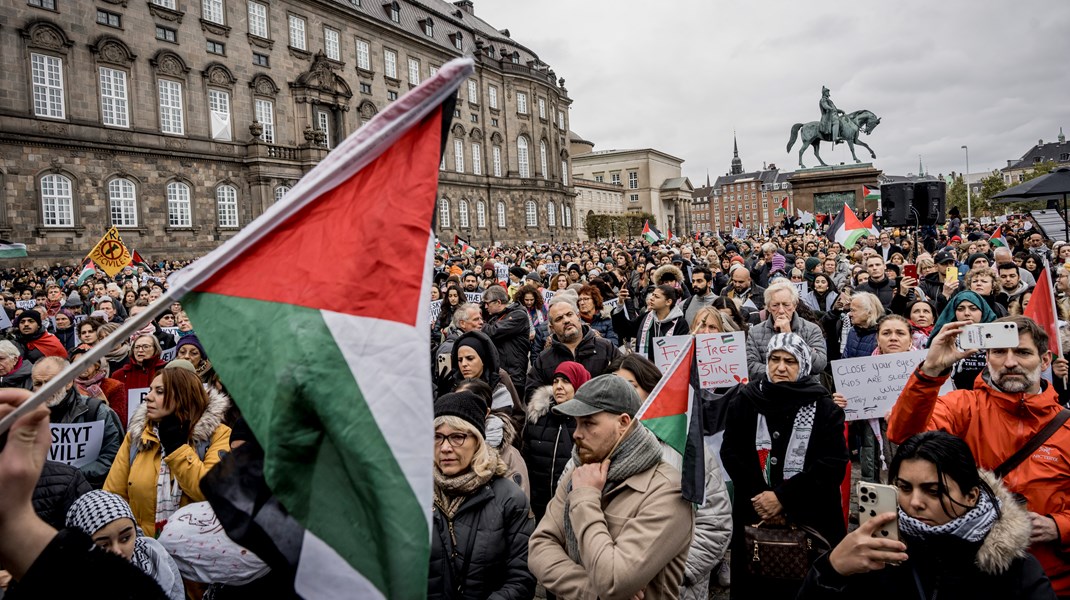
[{"left": 643, "top": 414, "right": 688, "bottom": 456}]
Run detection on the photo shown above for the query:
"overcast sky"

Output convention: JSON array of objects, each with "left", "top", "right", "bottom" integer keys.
[{"left": 477, "top": 0, "right": 1070, "bottom": 185}]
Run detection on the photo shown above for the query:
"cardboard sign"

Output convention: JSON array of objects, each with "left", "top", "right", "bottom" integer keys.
[
  {"left": 544, "top": 263, "right": 559, "bottom": 276},
  {"left": 49, "top": 421, "right": 105, "bottom": 468},
  {"left": 793, "top": 280, "right": 809, "bottom": 297},
  {"left": 494, "top": 263, "right": 509, "bottom": 283},
  {"left": 161, "top": 346, "right": 177, "bottom": 362},
  {"left": 0, "top": 309, "right": 11, "bottom": 330},
  {"left": 654, "top": 333, "right": 749, "bottom": 389},
  {"left": 429, "top": 299, "right": 442, "bottom": 323},
  {"left": 464, "top": 291, "right": 483, "bottom": 304},
  {"left": 16, "top": 300, "right": 36, "bottom": 310},
  {"left": 542, "top": 290, "right": 554, "bottom": 305},
  {"left": 831, "top": 349, "right": 927, "bottom": 421},
  {"left": 127, "top": 388, "right": 149, "bottom": 427}
]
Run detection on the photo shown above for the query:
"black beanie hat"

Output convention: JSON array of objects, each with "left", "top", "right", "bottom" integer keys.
[
  {"left": 17, "top": 310, "right": 41, "bottom": 327},
  {"left": 434, "top": 391, "right": 488, "bottom": 439}
]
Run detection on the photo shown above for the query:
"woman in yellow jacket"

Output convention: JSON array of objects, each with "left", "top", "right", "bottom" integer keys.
[{"left": 104, "top": 366, "right": 231, "bottom": 537}]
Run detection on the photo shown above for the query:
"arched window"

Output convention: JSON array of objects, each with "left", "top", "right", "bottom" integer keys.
[
  {"left": 274, "top": 186, "right": 291, "bottom": 203},
  {"left": 458, "top": 199, "right": 470, "bottom": 228},
  {"left": 525, "top": 200, "right": 537, "bottom": 227},
  {"left": 216, "top": 184, "right": 239, "bottom": 228},
  {"left": 539, "top": 140, "right": 548, "bottom": 180},
  {"left": 517, "top": 136, "right": 530, "bottom": 178},
  {"left": 108, "top": 178, "right": 137, "bottom": 226},
  {"left": 40, "top": 174, "right": 73, "bottom": 227},
  {"left": 439, "top": 198, "right": 451, "bottom": 228},
  {"left": 497, "top": 201, "right": 506, "bottom": 228},
  {"left": 476, "top": 200, "right": 486, "bottom": 228},
  {"left": 166, "top": 182, "right": 191, "bottom": 227},
  {"left": 547, "top": 200, "right": 556, "bottom": 227}
]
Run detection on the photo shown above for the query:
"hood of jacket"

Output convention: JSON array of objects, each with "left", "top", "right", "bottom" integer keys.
[
  {"left": 128, "top": 384, "right": 231, "bottom": 453},
  {"left": 974, "top": 470, "right": 1031, "bottom": 575},
  {"left": 655, "top": 304, "right": 686, "bottom": 325},
  {"left": 653, "top": 264, "right": 685, "bottom": 287},
  {"left": 527, "top": 384, "right": 557, "bottom": 422},
  {"left": 450, "top": 330, "right": 501, "bottom": 389}
]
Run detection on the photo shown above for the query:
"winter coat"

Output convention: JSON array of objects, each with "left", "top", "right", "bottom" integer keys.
[
  {"left": 797, "top": 472, "right": 1057, "bottom": 600},
  {"left": 33, "top": 460, "right": 93, "bottom": 530},
  {"left": 525, "top": 325, "right": 621, "bottom": 402},
  {"left": 20, "top": 329, "right": 69, "bottom": 361},
  {"left": 482, "top": 302, "right": 532, "bottom": 396},
  {"left": 581, "top": 306, "right": 619, "bottom": 348},
  {"left": 682, "top": 291, "right": 718, "bottom": 327},
  {"left": 719, "top": 376, "right": 848, "bottom": 599},
  {"left": 55, "top": 323, "right": 79, "bottom": 352},
  {"left": 100, "top": 377, "right": 127, "bottom": 418},
  {"left": 745, "top": 312, "right": 828, "bottom": 380},
  {"left": 50, "top": 388, "right": 125, "bottom": 488},
  {"left": 802, "top": 289, "right": 838, "bottom": 314},
  {"left": 103, "top": 386, "right": 232, "bottom": 538},
  {"left": 611, "top": 304, "right": 690, "bottom": 363},
  {"left": 823, "top": 314, "right": 879, "bottom": 363},
  {"left": 427, "top": 476, "right": 535, "bottom": 600},
  {"left": 529, "top": 449, "right": 694, "bottom": 600},
  {"left": 112, "top": 356, "right": 167, "bottom": 399},
  {"left": 0, "top": 355, "right": 34, "bottom": 389},
  {"left": 889, "top": 368, "right": 1070, "bottom": 596},
  {"left": 855, "top": 275, "right": 896, "bottom": 310},
  {"left": 522, "top": 385, "right": 577, "bottom": 520}
]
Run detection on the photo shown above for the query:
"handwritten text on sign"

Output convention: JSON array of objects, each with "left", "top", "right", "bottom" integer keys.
[
  {"left": 831, "top": 349, "right": 926, "bottom": 421},
  {"left": 653, "top": 333, "right": 749, "bottom": 389},
  {"left": 49, "top": 421, "right": 105, "bottom": 468}
]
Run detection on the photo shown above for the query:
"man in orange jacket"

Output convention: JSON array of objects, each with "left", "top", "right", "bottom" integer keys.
[{"left": 888, "top": 314, "right": 1070, "bottom": 596}]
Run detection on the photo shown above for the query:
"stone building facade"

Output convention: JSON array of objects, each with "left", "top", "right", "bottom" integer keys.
[
  {"left": 572, "top": 176, "right": 624, "bottom": 241},
  {"left": 0, "top": 0, "right": 576, "bottom": 264}
]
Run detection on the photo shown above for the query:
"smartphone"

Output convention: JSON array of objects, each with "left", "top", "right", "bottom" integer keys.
[
  {"left": 946, "top": 266, "right": 959, "bottom": 282},
  {"left": 956, "top": 322, "right": 1019, "bottom": 351},
  {"left": 857, "top": 482, "right": 899, "bottom": 542},
  {"left": 903, "top": 264, "right": 918, "bottom": 280}
]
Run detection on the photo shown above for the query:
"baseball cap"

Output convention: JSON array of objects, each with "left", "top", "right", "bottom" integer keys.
[
  {"left": 933, "top": 248, "right": 957, "bottom": 265},
  {"left": 553, "top": 374, "right": 641, "bottom": 418}
]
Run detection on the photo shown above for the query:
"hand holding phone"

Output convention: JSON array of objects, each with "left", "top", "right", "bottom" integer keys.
[
  {"left": 903, "top": 264, "right": 918, "bottom": 280},
  {"left": 946, "top": 266, "right": 959, "bottom": 282},
  {"left": 955, "top": 322, "right": 1019, "bottom": 351},
  {"left": 858, "top": 482, "right": 899, "bottom": 542}
]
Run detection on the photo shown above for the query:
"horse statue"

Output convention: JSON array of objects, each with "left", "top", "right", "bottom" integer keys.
[{"left": 786, "top": 110, "right": 881, "bottom": 168}]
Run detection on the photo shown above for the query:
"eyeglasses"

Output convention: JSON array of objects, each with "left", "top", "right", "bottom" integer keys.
[
  {"left": 133, "top": 344, "right": 154, "bottom": 351},
  {"left": 434, "top": 432, "right": 469, "bottom": 448}
]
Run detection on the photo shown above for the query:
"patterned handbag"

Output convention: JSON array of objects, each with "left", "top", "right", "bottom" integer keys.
[{"left": 744, "top": 520, "right": 830, "bottom": 581}]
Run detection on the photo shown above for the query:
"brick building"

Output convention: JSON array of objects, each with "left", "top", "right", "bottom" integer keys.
[{"left": 0, "top": 0, "right": 576, "bottom": 263}]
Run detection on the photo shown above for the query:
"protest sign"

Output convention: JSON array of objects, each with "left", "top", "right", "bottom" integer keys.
[
  {"left": 793, "top": 280, "right": 809, "bottom": 297},
  {"left": 541, "top": 289, "right": 554, "bottom": 305},
  {"left": 653, "top": 333, "right": 749, "bottom": 389},
  {"left": 161, "top": 326, "right": 180, "bottom": 338},
  {"left": 494, "top": 263, "right": 508, "bottom": 282},
  {"left": 544, "top": 263, "right": 559, "bottom": 276},
  {"left": 732, "top": 227, "right": 747, "bottom": 239},
  {"left": 0, "top": 309, "right": 11, "bottom": 330},
  {"left": 464, "top": 291, "right": 483, "bottom": 304},
  {"left": 49, "top": 421, "right": 105, "bottom": 468},
  {"left": 15, "top": 299, "right": 36, "bottom": 310},
  {"left": 161, "top": 346, "right": 177, "bottom": 362},
  {"left": 127, "top": 388, "right": 149, "bottom": 427},
  {"left": 603, "top": 298, "right": 619, "bottom": 311},
  {"left": 73, "top": 314, "right": 87, "bottom": 325},
  {"left": 831, "top": 349, "right": 926, "bottom": 421},
  {"left": 429, "top": 299, "right": 442, "bottom": 323}
]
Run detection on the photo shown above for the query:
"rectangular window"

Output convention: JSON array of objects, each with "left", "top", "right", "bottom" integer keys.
[
  {"left": 558, "top": 110, "right": 564, "bottom": 129},
  {"left": 611, "top": 172, "right": 621, "bottom": 185},
  {"left": 429, "top": 65, "right": 439, "bottom": 77},
  {"left": 29, "top": 0, "right": 57, "bottom": 8},
  {"left": 108, "top": 180, "right": 138, "bottom": 227},
  {"left": 628, "top": 171, "right": 638, "bottom": 189},
  {"left": 156, "top": 26, "right": 177, "bottom": 42},
  {"left": 359, "top": 82, "right": 371, "bottom": 94},
  {"left": 248, "top": 1, "right": 268, "bottom": 38},
  {"left": 387, "top": 90, "right": 398, "bottom": 101},
  {"left": 594, "top": 174, "right": 604, "bottom": 183},
  {"left": 490, "top": 118, "right": 498, "bottom": 127},
  {"left": 561, "top": 160, "right": 568, "bottom": 186},
  {"left": 516, "top": 92, "right": 528, "bottom": 114},
  {"left": 288, "top": 15, "right": 306, "bottom": 50},
  {"left": 217, "top": 187, "right": 239, "bottom": 228},
  {"left": 253, "top": 52, "right": 269, "bottom": 66},
  {"left": 472, "top": 143, "right": 482, "bottom": 175},
  {"left": 41, "top": 175, "right": 73, "bottom": 226},
  {"left": 206, "top": 40, "right": 225, "bottom": 55},
  {"left": 356, "top": 39, "right": 370, "bottom": 70},
  {"left": 324, "top": 27, "right": 340, "bottom": 60},
  {"left": 468, "top": 80, "right": 478, "bottom": 104},
  {"left": 158, "top": 79, "right": 184, "bottom": 134},
  {"left": 316, "top": 111, "right": 330, "bottom": 148},
  {"left": 492, "top": 146, "right": 502, "bottom": 177},
  {"left": 152, "top": 0, "right": 176, "bottom": 7},
  {"left": 454, "top": 138, "right": 464, "bottom": 173},
  {"left": 629, "top": 194, "right": 639, "bottom": 202},
  {"left": 202, "top": 0, "right": 224, "bottom": 24},
  {"left": 538, "top": 97, "right": 546, "bottom": 119},
  {"left": 408, "top": 57, "right": 420, "bottom": 84},
  {"left": 96, "top": 9, "right": 122, "bottom": 27},
  {"left": 470, "top": 114, "right": 478, "bottom": 123},
  {"left": 98, "top": 67, "right": 129, "bottom": 127},
  {"left": 207, "top": 89, "right": 231, "bottom": 140},
  {"left": 488, "top": 85, "right": 498, "bottom": 109},
  {"left": 31, "top": 53, "right": 64, "bottom": 119},
  {"left": 254, "top": 98, "right": 274, "bottom": 143},
  {"left": 384, "top": 49, "right": 398, "bottom": 79}
]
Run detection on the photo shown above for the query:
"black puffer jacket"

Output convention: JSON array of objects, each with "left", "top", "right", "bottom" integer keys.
[
  {"left": 428, "top": 476, "right": 535, "bottom": 600},
  {"left": 33, "top": 460, "right": 92, "bottom": 529},
  {"left": 0, "top": 355, "right": 34, "bottom": 389},
  {"left": 482, "top": 302, "right": 532, "bottom": 397},
  {"left": 524, "top": 325, "right": 621, "bottom": 402},
  {"left": 521, "top": 385, "right": 576, "bottom": 520}
]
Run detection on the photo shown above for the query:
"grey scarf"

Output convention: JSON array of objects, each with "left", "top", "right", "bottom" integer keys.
[
  {"left": 562, "top": 423, "right": 663, "bottom": 562},
  {"left": 898, "top": 487, "right": 1000, "bottom": 544}
]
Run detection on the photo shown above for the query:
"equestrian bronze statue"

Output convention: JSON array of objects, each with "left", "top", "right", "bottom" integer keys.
[{"left": 787, "top": 87, "right": 881, "bottom": 168}]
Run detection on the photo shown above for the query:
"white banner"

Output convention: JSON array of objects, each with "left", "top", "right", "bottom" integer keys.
[
  {"left": 127, "top": 387, "right": 149, "bottom": 427},
  {"left": 494, "top": 263, "right": 508, "bottom": 283},
  {"left": 831, "top": 349, "right": 926, "bottom": 421},
  {"left": 464, "top": 291, "right": 483, "bottom": 304},
  {"left": 15, "top": 300, "right": 36, "bottom": 310},
  {"left": 49, "top": 421, "right": 105, "bottom": 468},
  {"left": 161, "top": 346, "right": 177, "bottom": 362},
  {"left": 429, "top": 299, "right": 442, "bottom": 323}
]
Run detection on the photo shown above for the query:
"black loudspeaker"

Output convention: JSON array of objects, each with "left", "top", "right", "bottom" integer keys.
[
  {"left": 880, "top": 183, "right": 913, "bottom": 227},
  {"left": 913, "top": 181, "right": 946, "bottom": 226}
]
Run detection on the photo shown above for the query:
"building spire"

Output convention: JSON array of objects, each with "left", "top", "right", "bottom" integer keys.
[
  {"left": 1060, "top": 127, "right": 1066, "bottom": 144},
  {"left": 706, "top": 169, "right": 711, "bottom": 187},
  {"left": 918, "top": 155, "right": 925, "bottom": 176},
  {"left": 730, "top": 130, "right": 743, "bottom": 175}
]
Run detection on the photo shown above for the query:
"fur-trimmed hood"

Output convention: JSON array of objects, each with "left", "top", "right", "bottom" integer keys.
[
  {"left": 653, "top": 264, "right": 685, "bottom": 287},
  {"left": 128, "top": 384, "right": 231, "bottom": 454},
  {"left": 974, "top": 470, "right": 1032, "bottom": 575},
  {"left": 527, "top": 384, "right": 556, "bottom": 423}
]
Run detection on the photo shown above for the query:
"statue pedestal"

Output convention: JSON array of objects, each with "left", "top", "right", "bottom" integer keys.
[{"left": 788, "top": 164, "right": 882, "bottom": 217}]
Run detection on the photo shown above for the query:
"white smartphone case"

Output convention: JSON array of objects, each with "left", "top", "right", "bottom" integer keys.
[{"left": 857, "top": 482, "right": 899, "bottom": 542}]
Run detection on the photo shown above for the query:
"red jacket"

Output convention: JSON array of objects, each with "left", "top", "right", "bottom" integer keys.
[
  {"left": 111, "top": 357, "right": 166, "bottom": 401},
  {"left": 889, "top": 366, "right": 1070, "bottom": 595}
]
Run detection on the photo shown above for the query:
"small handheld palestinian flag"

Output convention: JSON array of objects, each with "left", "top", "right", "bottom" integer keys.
[
  {"left": 641, "top": 220, "right": 661, "bottom": 243},
  {"left": 454, "top": 234, "right": 475, "bottom": 254},
  {"left": 863, "top": 184, "right": 881, "bottom": 200},
  {"left": 990, "top": 226, "right": 1008, "bottom": 249}
]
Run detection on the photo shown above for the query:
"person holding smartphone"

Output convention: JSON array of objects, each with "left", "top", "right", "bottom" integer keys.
[{"left": 798, "top": 431, "right": 1055, "bottom": 599}]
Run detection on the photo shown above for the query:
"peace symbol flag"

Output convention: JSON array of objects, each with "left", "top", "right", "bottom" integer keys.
[{"left": 87, "top": 226, "right": 132, "bottom": 277}]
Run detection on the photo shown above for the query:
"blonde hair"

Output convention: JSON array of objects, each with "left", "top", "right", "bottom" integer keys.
[
  {"left": 690, "top": 306, "right": 738, "bottom": 334},
  {"left": 964, "top": 267, "right": 998, "bottom": 291},
  {"left": 433, "top": 415, "right": 504, "bottom": 478}
]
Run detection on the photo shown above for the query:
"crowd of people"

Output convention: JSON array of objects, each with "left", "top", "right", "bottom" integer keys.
[{"left": 2, "top": 210, "right": 1070, "bottom": 599}]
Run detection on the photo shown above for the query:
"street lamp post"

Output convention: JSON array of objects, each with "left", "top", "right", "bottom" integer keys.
[{"left": 961, "top": 145, "right": 971, "bottom": 221}]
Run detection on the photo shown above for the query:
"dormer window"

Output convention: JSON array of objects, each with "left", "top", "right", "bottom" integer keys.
[
  {"left": 383, "top": 1, "right": 400, "bottom": 23},
  {"left": 422, "top": 18, "right": 434, "bottom": 37},
  {"left": 511, "top": 51, "right": 520, "bottom": 64},
  {"left": 449, "top": 32, "right": 463, "bottom": 50}
]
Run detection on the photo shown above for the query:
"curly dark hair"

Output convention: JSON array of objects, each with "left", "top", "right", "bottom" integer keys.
[{"left": 514, "top": 284, "right": 544, "bottom": 310}]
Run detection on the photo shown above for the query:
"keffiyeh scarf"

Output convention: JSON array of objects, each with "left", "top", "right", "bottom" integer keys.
[
  {"left": 756, "top": 403, "right": 816, "bottom": 484},
  {"left": 154, "top": 425, "right": 184, "bottom": 536},
  {"left": 898, "top": 487, "right": 1000, "bottom": 544}
]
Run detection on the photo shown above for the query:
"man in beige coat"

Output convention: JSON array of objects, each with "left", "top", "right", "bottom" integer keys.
[{"left": 528, "top": 375, "right": 694, "bottom": 599}]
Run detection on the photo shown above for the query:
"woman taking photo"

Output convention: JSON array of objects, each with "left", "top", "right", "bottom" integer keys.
[
  {"left": 104, "top": 367, "right": 231, "bottom": 537},
  {"left": 797, "top": 431, "right": 1055, "bottom": 599},
  {"left": 429, "top": 391, "right": 535, "bottom": 600},
  {"left": 720, "top": 333, "right": 849, "bottom": 599}
]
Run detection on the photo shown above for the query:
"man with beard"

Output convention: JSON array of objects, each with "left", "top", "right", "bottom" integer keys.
[
  {"left": 889, "top": 315, "right": 1070, "bottom": 596},
  {"left": 526, "top": 300, "right": 621, "bottom": 401},
  {"left": 528, "top": 375, "right": 693, "bottom": 599},
  {"left": 32, "top": 357, "right": 123, "bottom": 488},
  {"left": 15, "top": 311, "right": 68, "bottom": 361},
  {"left": 681, "top": 266, "right": 717, "bottom": 326}
]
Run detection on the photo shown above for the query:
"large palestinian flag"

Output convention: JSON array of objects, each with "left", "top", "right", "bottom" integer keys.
[
  {"left": 826, "top": 203, "right": 874, "bottom": 250},
  {"left": 174, "top": 58, "right": 475, "bottom": 599}
]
